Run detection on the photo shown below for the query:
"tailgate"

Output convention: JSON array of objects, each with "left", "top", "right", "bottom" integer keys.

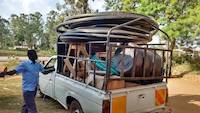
[{"left": 110, "top": 82, "right": 167, "bottom": 113}]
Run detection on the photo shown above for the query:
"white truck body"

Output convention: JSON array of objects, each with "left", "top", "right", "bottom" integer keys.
[{"left": 39, "top": 56, "right": 170, "bottom": 113}]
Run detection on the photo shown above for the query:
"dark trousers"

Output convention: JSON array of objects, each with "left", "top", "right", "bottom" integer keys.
[{"left": 21, "top": 89, "right": 38, "bottom": 113}]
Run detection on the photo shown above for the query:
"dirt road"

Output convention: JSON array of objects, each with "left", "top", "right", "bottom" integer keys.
[{"left": 168, "top": 76, "right": 200, "bottom": 113}]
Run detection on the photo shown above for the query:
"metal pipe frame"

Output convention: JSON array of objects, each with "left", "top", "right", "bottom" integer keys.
[{"left": 105, "top": 17, "right": 145, "bottom": 90}]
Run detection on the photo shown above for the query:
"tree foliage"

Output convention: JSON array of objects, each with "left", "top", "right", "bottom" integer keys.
[
  {"left": 105, "top": 0, "right": 200, "bottom": 49},
  {"left": 57, "top": 0, "right": 95, "bottom": 17},
  {"left": 43, "top": 10, "right": 59, "bottom": 49},
  {"left": 42, "top": 0, "right": 95, "bottom": 49},
  {"left": 63, "top": 0, "right": 90, "bottom": 14}
]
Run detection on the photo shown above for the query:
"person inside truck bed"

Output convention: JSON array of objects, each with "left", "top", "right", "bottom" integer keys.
[
  {"left": 91, "top": 47, "right": 133, "bottom": 75},
  {"left": 0, "top": 50, "right": 53, "bottom": 113}
]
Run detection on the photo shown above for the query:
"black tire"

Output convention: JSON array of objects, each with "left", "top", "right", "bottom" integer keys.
[{"left": 69, "top": 100, "right": 84, "bottom": 113}]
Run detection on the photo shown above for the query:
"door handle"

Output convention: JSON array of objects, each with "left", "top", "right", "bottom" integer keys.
[{"left": 138, "top": 94, "right": 145, "bottom": 99}]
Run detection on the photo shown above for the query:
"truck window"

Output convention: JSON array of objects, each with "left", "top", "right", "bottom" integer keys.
[{"left": 57, "top": 42, "right": 68, "bottom": 75}]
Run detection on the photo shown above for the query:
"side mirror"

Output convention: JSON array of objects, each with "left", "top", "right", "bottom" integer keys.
[{"left": 42, "top": 67, "right": 55, "bottom": 74}]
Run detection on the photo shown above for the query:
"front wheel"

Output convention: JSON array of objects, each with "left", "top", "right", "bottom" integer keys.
[{"left": 69, "top": 100, "right": 84, "bottom": 113}]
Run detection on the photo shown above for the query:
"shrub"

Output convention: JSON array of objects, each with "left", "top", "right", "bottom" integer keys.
[
  {"left": 173, "top": 51, "right": 200, "bottom": 71},
  {"left": 173, "top": 51, "right": 192, "bottom": 64}
]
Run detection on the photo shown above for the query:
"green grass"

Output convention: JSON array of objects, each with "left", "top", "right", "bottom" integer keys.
[
  {"left": 0, "top": 49, "right": 56, "bottom": 57},
  {"left": 38, "top": 49, "right": 56, "bottom": 57},
  {"left": 0, "top": 49, "right": 27, "bottom": 56}
]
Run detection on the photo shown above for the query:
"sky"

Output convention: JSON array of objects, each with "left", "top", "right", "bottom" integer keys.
[{"left": 0, "top": 0, "right": 105, "bottom": 20}]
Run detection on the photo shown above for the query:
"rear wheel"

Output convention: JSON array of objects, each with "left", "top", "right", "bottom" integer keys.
[{"left": 69, "top": 100, "right": 84, "bottom": 113}]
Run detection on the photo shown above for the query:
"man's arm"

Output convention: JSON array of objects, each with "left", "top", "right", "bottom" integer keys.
[
  {"left": 39, "top": 63, "right": 55, "bottom": 74},
  {"left": 5, "top": 70, "right": 17, "bottom": 75},
  {"left": 0, "top": 61, "right": 25, "bottom": 77},
  {"left": 42, "top": 67, "right": 55, "bottom": 74}
]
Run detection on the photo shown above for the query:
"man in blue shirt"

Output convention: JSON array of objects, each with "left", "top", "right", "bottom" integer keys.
[{"left": 0, "top": 50, "right": 46, "bottom": 113}]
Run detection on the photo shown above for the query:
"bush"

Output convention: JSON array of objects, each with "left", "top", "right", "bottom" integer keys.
[
  {"left": 173, "top": 51, "right": 200, "bottom": 71},
  {"left": 173, "top": 51, "right": 191, "bottom": 64},
  {"left": 190, "top": 52, "right": 200, "bottom": 70}
]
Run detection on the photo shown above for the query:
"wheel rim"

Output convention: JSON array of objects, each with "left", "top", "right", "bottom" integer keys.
[
  {"left": 70, "top": 100, "right": 83, "bottom": 113},
  {"left": 74, "top": 109, "right": 80, "bottom": 113}
]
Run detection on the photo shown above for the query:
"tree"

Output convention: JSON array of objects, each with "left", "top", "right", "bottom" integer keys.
[
  {"left": 10, "top": 12, "right": 44, "bottom": 49},
  {"left": 42, "top": 0, "right": 95, "bottom": 49},
  {"left": 105, "top": 0, "right": 200, "bottom": 49},
  {"left": 28, "top": 12, "right": 44, "bottom": 49},
  {"left": 56, "top": 0, "right": 97, "bottom": 18},
  {"left": 0, "top": 16, "right": 11, "bottom": 48},
  {"left": 62, "top": 0, "right": 91, "bottom": 15},
  {"left": 10, "top": 14, "right": 28, "bottom": 46},
  {"left": 43, "top": 10, "right": 60, "bottom": 49}
]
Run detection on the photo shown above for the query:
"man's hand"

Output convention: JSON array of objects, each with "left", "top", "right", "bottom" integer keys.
[
  {"left": 0, "top": 67, "right": 16, "bottom": 77},
  {"left": 0, "top": 67, "right": 7, "bottom": 77},
  {"left": 0, "top": 72, "right": 5, "bottom": 77}
]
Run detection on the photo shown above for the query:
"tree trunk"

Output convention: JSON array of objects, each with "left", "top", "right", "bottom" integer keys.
[
  {"left": 170, "top": 39, "right": 176, "bottom": 50},
  {"left": 168, "top": 38, "right": 176, "bottom": 78}
]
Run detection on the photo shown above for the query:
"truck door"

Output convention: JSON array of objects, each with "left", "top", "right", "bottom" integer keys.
[{"left": 40, "top": 58, "right": 57, "bottom": 98}]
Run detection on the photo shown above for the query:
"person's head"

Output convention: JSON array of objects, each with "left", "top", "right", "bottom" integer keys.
[{"left": 27, "top": 50, "right": 38, "bottom": 64}]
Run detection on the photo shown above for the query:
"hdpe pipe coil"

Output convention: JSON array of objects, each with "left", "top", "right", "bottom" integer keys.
[
  {"left": 56, "top": 12, "right": 158, "bottom": 43},
  {"left": 59, "top": 32, "right": 149, "bottom": 42}
]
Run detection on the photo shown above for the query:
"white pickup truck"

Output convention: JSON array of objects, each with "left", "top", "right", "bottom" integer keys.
[
  {"left": 39, "top": 54, "right": 171, "bottom": 113},
  {"left": 39, "top": 12, "right": 172, "bottom": 113}
]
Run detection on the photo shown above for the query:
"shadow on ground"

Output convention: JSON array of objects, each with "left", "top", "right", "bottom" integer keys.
[{"left": 169, "top": 94, "right": 200, "bottom": 113}]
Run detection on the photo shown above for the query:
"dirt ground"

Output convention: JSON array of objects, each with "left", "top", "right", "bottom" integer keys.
[{"left": 168, "top": 74, "right": 200, "bottom": 113}]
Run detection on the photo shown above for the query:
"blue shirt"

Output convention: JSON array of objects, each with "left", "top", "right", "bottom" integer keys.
[{"left": 15, "top": 60, "right": 44, "bottom": 91}]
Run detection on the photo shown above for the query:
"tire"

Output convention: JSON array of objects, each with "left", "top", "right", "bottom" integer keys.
[{"left": 69, "top": 100, "right": 84, "bottom": 113}]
